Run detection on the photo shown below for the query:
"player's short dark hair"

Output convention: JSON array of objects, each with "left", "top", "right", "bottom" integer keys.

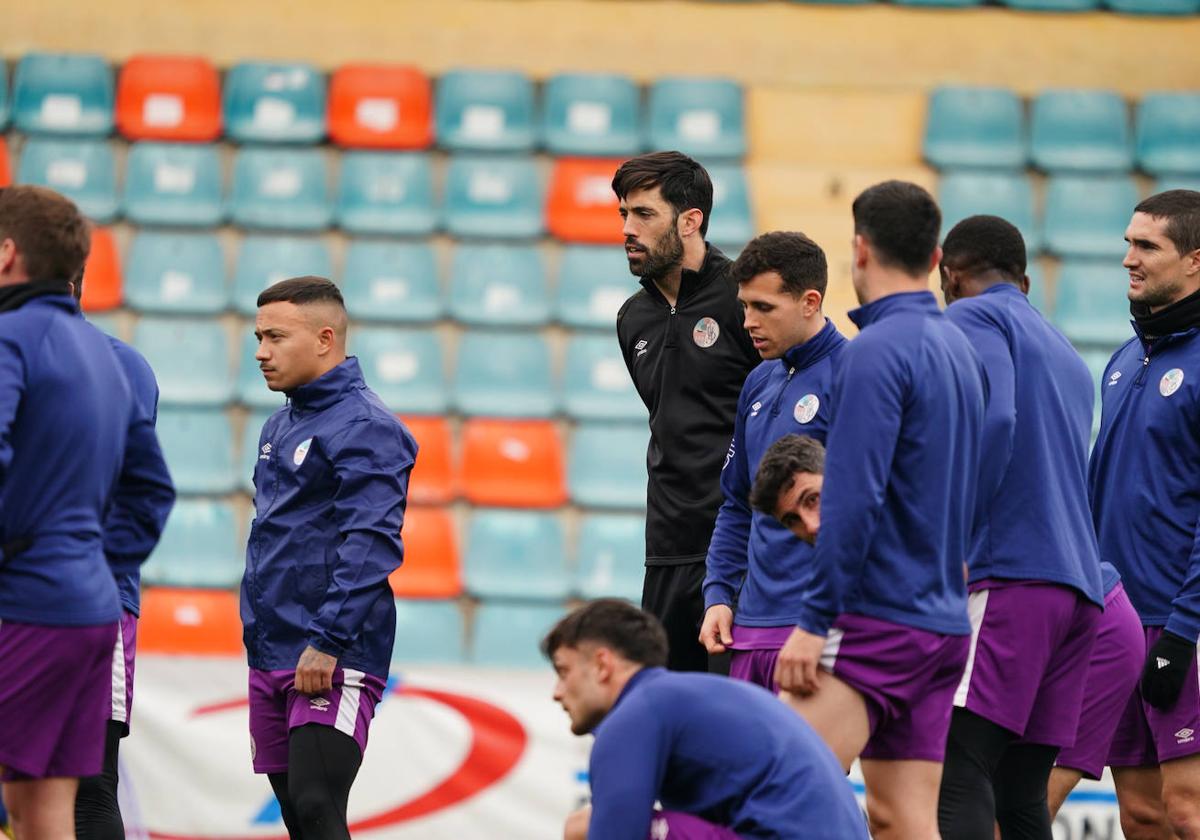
[
  {"left": 257, "top": 275, "right": 345, "bottom": 309},
  {"left": 731, "top": 231, "right": 828, "bottom": 298},
  {"left": 941, "top": 215, "right": 1027, "bottom": 284},
  {"left": 0, "top": 185, "right": 91, "bottom": 286},
  {"left": 611, "top": 151, "right": 713, "bottom": 238},
  {"left": 1135, "top": 190, "right": 1200, "bottom": 257},
  {"left": 852, "top": 180, "right": 941, "bottom": 277},
  {"left": 542, "top": 599, "right": 669, "bottom": 667},
  {"left": 749, "top": 434, "right": 826, "bottom": 515}
]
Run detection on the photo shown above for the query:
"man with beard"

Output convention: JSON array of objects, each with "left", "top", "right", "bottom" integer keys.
[{"left": 612, "top": 152, "right": 760, "bottom": 672}]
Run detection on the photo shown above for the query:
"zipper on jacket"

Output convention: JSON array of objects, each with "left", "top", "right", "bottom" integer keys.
[
  {"left": 769, "top": 367, "right": 796, "bottom": 417},
  {"left": 665, "top": 305, "right": 678, "bottom": 348},
  {"left": 1134, "top": 351, "right": 1152, "bottom": 387}
]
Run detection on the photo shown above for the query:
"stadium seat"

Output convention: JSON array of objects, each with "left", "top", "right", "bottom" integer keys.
[
  {"left": 335, "top": 151, "right": 436, "bottom": 235},
  {"left": 574, "top": 512, "right": 645, "bottom": 602},
  {"left": 541, "top": 73, "right": 642, "bottom": 157},
  {"left": 392, "top": 600, "right": 466, "bottom": 665},
  {"left": 389, "top": 506, "right": 461, "bottom": 599},
  {"left": 1155, "top": 176, "right": 1200, "bottom": 193},
  {"left": 327, "top": 64, "right": 433, "bottom": 149},
  {"left": 123, "top": 141, "right": 224, "bottom": 227},
  {"left": 142, "top": 500, "right": 242, "bottom": 589},
  {"left": 460, "top": 419, "right": 567, "bottom": 508},
  {"left": 435, "top": 69, "right": 536, "bottom": 153},
  {"left": 236, "top": 334, "right": 285, "bottom": 411},
  {"left": 115, "top": 55, "right": 221, "bottom": 141},
  {"left": 1106, "top": 0, "right": 1200, "bottom": 12},
  {"left": 342, "top": 239, "right": 442, "bottom": 323},
  {"left": 442, "top": 155, "right": 543, "bottom": 238},
  {"left": 562, "top": 333, "right": 645, "bottom": 421},
  {"left": 447, "top": 244, "right": 550, "bottom": 327},
  {"left": 0, "top": 138, "right": 10, "bottom": 187},
  {"left": 138, "top": 587, "right": 243, "bottom": 656},
  {"left": 155, "top": 408, "right": 237, "bottom": 495},
  {"left": 464, "top": 510, "right": 568, "bottom": 600},
  {"left": 12, "top": 52, "right": 113, "bottom": 136},
  {"left": 472, "top": 603, "right": 566, "bottom": 668},
  {"left": 1000, "top": 0, "right": 1099, "bottom": 9},
  {"left": 1136, "top": 93, "right": 1200, "bottom": 176},
  {"left": 707, "top": 164, "right": 754, "bottom": 249},
  {"left": 1026, "top": 260, "right": 1050, "bottom": 315},
  {"left": 1031, "top": 90, "right": 1133, "bottom": 173},
  {"left": 1053, "top": 259, "right": 1135, "bottom": 347},
  {"left": 133, "top": 317, "right": 234, "bottom": 405},
  {"left": 79, "top": 227, "right": 122, "bottom": 312},
  {"left": 1080, "top": 349, "right": 1109, "bottom": 436},
  {"left": 453, "top": 330, "right": 556, "bottom": 417},
  {"left": 400, "top": 415, "right": 457, "bottom": 504},
  {"left": 353, "top": 327, "right": 447, "bottom": 414},
  {"left": 569, "top": 423, "right": 649, "bottom": 509},
  {"left": 124, "top": 230, "right": 227, "bottom": 314},
  {"left": 223, "top": 61, "right": 326, "bottom": 144},
  {"left": 923, "top": 86, "right": 1026, "bottom": 170},
  {"left": 894, "top": 0, "right": 983, "bottom": 5},
  {"left": 939, "top": 171, "right": 1040, "bottom": 253},
  {"left": 546, "top": 158, "right": 625, "bottom": 244},
  {"left": 648, "top": 77, "right": 745, "bottom": 160},
  {"left": 555, "top": 245, "right": 636, "bottom": 330},
  {"left": 239, "top": 409, "right": 277, "bottom": 492},
  {"left": 232, "top": 235, "right": 334, "bottom": 315},
  {"left": 0, "top": 63, "right": 7, "bottom": 129},
  {"left": 17, "top": 137, "right": 118, "bottom": 222},
  {"left": 230, "top": 147, "right": 332, "bottom": 231},
  {"left": 86, "top": 312, "right": 121, "bottom": 339},
  {"left": 1042, "top": 175, "right": 1138, "bottom": 259}
]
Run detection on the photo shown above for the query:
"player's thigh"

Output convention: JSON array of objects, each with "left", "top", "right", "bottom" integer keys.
[
  {"left": 860, "top": 759, "right": 942, "bottom": 840},
  {"left": 3, "top": 777, "right": 79, "bottom": 827},
  {"left": 780, "top": 671, "right": 870, "bottom": 770},
  {"left": 1047, "top": 766, "right": 1083, "bottom": 819}
]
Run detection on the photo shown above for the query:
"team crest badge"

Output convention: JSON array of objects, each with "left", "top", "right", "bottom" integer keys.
[
  {"left": 1161, "top": 368, "right": 1184, "bottom": 397},
  {"left": 794, "top": 394, "right": 820, "bottom": 424},
  {"left": 293, "top": 438, "right": 313, "bottom": 466},
  {"left": 693, "top": 317, "right": 720, "bottom": 348}
]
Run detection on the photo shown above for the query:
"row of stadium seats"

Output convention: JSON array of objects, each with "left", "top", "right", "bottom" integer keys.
[
  {"left": 2, "top": 54, "right": 745, "bottom": 158},
  {"left": 791, "top": 0, "right": 1195, "bottom": 9}
]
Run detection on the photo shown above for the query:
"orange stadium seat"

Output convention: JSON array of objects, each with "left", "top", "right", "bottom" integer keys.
[
  {"left": 400, "top": 415, "right": 457, "bottom": 504},
  {"left": 138, "top": 587, "right": 243, "bottom": 656},
  {"left": 389, "top": 505, "right": 461, "bottom": 598},
  {"left": 79, "top": 226, "right": 122, "bottom": 312},
  {"left": 0, "top": 137, "right": 10, "bottom": 187},
  {"left": 459, "top": 418, "right": 567, "bottom": 508},
  {"left": 546, "top": 157, "right": 625, "bottom": 244},
  {"left": 328, "top": 64, "right": 433, "bottom": 149},
  {"left": 115, "top": 55, "right": 221, "bottom": 141}
]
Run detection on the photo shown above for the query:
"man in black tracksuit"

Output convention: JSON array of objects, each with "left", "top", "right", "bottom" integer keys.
[{"left": 612, "top": 152, "right": 760, "bottom": 671}]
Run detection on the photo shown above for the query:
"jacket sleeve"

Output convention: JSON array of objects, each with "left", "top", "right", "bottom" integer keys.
[
  {"left": 0, "top": 335, "right": 24, "bottom": 490},
  {"left": 703, "top": 381, "right": 753, "bottom": 610},
  {"left": 1167, "top": 525, "right": 1200, "bottom": 643},
  {"left": 588, "top": 705, "right": 668, "bottom": 840},
  {"left": 306, "top": 418, "right": 417, "bottom": 658}
]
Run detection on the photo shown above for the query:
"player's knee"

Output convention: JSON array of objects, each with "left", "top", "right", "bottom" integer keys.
[
  {"left": 288, "top": 778, "right": 337, "bottom": 829},
  {"left": 1162, "top": 785, "right": 1200, "bottom": 838},
  {"left": 1119, "top": 796, "right": 1172, "bottom": 840}
]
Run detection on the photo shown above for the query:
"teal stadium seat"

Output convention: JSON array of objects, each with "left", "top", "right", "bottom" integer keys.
[
  {"left": 569, "top": 423, "right": 649, "bottom": 509},
  {"left": 939, "top": 171, "right": 1040, "bottom": 253},
  {"left": 574, "top": 513, "right": 645, "bottom": 602},
  {"left": 648, "top": 77, "right": 745, "bottom": 160},
  {"left": 1043, "top": 175, "right": 1138, "bottom": 259},
  {"left": 471, "top": 603, "right": 565, "bottom": 668},
  {"left": 1136, "top": 93, "right": 1200, "bottom": 176},
  {"left": 1001, "top": 0, "right": 1099, "bottom": 9},
  {"left": 562, "top": 333, "right": 645, "bottom": 422},
  {"left": 1107, "top": 0, "right": 1200, "bottom": 12},
  {"left": 132, "top": 317, "right": 234, "bottom": 406},
  {"left": 1080, "top": 349, "right": 1110, "bottom": 437},
  {"left": 435, "top": 69, "right": 536, "bottom": 153},
  {"left": 707, "top": 165, "right": 754, "bottom": 250},
  {"left": 541, "top": 73, "right": 643, "bottom": 156},
  {"left": 13, "top": 52, "right": 114, "bottom": 136},
  {"left": 392, "top": 600, "right": 466, "bottom": 665},
  {"left": 464, "top": 510, "right": 568, "bottom": 600},
  {"left": 123, "top": 141, "right": 224, "bottom": 227},
  {"left": 442, "top": 155, "right": 543, "bottom": 238},
  {"left": 923, "top": 86, "right": 1026, "bottom": 170},
  {"left": 223, "top": 61, "right": 326, "bottom": 144},
  {"left": 1031, "top": 90, "right": 1132, "bottom": 173},
  {"left": 232, "top": 235, "right": 333, "bottom": 315},
  {"left": 86, "top": 313, "right": 121, "bottom": 339},
  {"left": 236, "top": 333, "right": 286, "bottom": 411},
  {"left": 124, "top": 231, "right": 227, "bottom": 314},
  {"left": 555, "top": 245, "right": 636, "bottom": 330},
  {"left": 336, "top": 152, "right": 437, "bottom": 235},
  {"left": 448, "top": 244, "right": 550, "bottom": 327},
  {"left": 1053, "top": 259, "right": 1135, "bottom": 347},
  {"left": 240, "top": 409, "right": 277, "bottom": 493},
  {"left": 353, "top": 326, "right": 448, "bottom": 414},
  {"left": 894, "top": 0, "right": 983, "bottom": 6},
  {"left": 230, "top": 147, "right": 332, "bottom": 231},
  {"left": 155, "top": 408, "right": 237, "bottom": 495},
  {"left": 0, "top": 64, "right": 10, "bottom": 129},
  {"left": 453, "top": 330, "right": 556, "bottom": 417},
  {"left": 342, "top": 240, "right": 442, "bottom": 323},
  {"left": 141, "top": 500, "right": 243, "bottom": 589},
  {"left": 1155, "top": 176, "right": 1200, "bottom": 193},
  {"left": 1026, "top": 261, "right": 1050, "bottom": 315},
  {"left": 17, "top": 137, "right": 118, "bottom": 222}
]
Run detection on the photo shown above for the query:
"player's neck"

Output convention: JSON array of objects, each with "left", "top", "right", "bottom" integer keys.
[{"left": 858, "top": 270, "right": 929, "bottom": 306}]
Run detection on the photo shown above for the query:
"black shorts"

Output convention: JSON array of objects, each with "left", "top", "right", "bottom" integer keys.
[{"left": 642, "top": 561, "right": 729, "bottom": 675}]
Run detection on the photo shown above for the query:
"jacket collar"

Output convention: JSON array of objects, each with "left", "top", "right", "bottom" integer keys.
[
  {"left": 780, "top": 318, "right": 844, "bottom": 372},
  {"left": 849, "top": 290, "right": 939, "bottom": 330},
  {"left": 638, "top": 243, "right": 730, "bottom": 305},
  {"left": 287, "top": 357, "right": 364, "bottom": 412},
  {"left": 0, "top": 283, "right": 76, "bottom": 315},
  {"left": 610, "top": 666, "right": 660, "bottom": 714},
  {"left": 980, "top": 282, "right": 1026, "bottom": 301}
]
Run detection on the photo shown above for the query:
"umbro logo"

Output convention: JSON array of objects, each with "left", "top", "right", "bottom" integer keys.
[
  {"left": 1177, "top": 728, "right": 1195, "bottom": 744},
  {"left": 259, "top": 443, "right": 272, "bottom": 461},
  {"left": 1158, "top": 657, "right": 1171, "bottom": 669},
  {"left": 309, "top": 697, "right": 331, "bottom": 712},
  {"left": 635, "top": 339, "right": 649, "bottom": 357},
  {"left": 1108, "top": 371, "right": 1122, "bottom": 387}
]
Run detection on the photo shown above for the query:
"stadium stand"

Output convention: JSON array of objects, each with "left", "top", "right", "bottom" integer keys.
[
  {"left": 13, "top": 52, "right": 113, "bottom": 136},
  {"left": 340, "top": 239, "right": 443, "bottom": 323},
  {"left": 123, "top": 141, "right": 225, "bottom": 227},
  {"left": 222, "top": 61, "right": 326, "bottom": 145},
  {"left": 459, "top": 419, "right": 567, "bottom": 508},
  {"left": 448, "top": 243, "right": 551, "bottom": 327},
  {"left": 327, "top": 63, "right": 433, "bottom": 149},
  {"left": 452, "top": 330, "right": 557, "bottom": 417},
  {"left": 335, "top": 151, "right": 437, "bottom": 235},
  {"left": 464, "top": 509, "right": 569, "bottom": 601},
  {"left": 114, "top": 54, "right": 221, "bottom": 141},
  {"left": 388, "top": 506, "right": 462, "bottom": 599},
  {"left": 541, "top": 72, "right": 642, "bottom": 156},
  {"left": 435, "top": 68, "right": 536, "bottom": 153},
  {"left": 79, "top": 226, "right": 123, "bottom": 311},
  {"left": 124, "top": 230, "right": 227, "bottom": 314},
  {"left": 17, "top": 136, "right": 119, "bottom": 222}
]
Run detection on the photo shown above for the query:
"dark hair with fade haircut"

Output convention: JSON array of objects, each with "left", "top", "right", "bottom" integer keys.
[
  {"left": 749, "top": 434, "right": 826, "bottom": 515},
  {"left": 731, "top": 231, "right": 829, "bottom": 297},
  {"left": 941, "top": 215, "right": 1027, "bottom": 283},
  {"left": 257, "top": 275, "right": 345, "bottom": 309},
  {"left": 852, "top": 180, "right": 942, "bottom": 277},
  {"left": 541, "top": 598, "right": 669, "bottom": 667},
  {"left": 0, "top": 185, "right": 91, "bottom": 285},
  {"left": 1134, "top": 190, "right": 1200, "bottom": 257},
  {"left": 611, "top": 151, "right": 714, "bottom": 238}
]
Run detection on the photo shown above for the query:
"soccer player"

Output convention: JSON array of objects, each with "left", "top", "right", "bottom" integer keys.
[
  {"left": 546, "top": 599, "right": 868, "bottom": 840},
  {"left": 748, "top": 434, "right": 827, "bottom": 546},
  {"left": 699, "top": 231, "right": 846, "bottom": 690},
  {"left": 1089, "top": 189, "right": 1200, "bottom": 839},
  {"left": 613, "top": 152, "right": 760, "bottom": 672},
  {"left": 0, "top": 186, "right": 135, "bottom": 839},
  {"left": 935, "top": 215, "right": 1105, "bottom": 839},
  {"left": 773, "top": 181, "right": 986, "bottom": 840},
  {"left": 243, "top": 277, "right": 417, "bottom": 839}
]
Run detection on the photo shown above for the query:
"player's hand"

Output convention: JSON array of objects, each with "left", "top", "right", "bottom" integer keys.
[
  {"left": 294, "top": 645, "right": 338, "bottom": 696},
  {"left": 699, "top": 605, "right": 735, "bottom": 654},
  {"left": 774, "top": 627, "right": 826, "bottom": 697},
  {"left": 1141, "top": 631, "right": 1194, "bottom": 710}
]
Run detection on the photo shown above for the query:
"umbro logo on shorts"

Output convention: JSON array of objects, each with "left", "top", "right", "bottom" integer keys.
[
  {"left": 1177, "top": 728, "right": 1195, "bottom": 744},
  {"left": 310, "top": 697, "right": 331, "bottom": 712},
  {"left": 650, "top": 816, "right": 670, "bottom": 840}
]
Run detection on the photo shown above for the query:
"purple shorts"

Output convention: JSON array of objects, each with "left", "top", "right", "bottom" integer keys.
[
  {"left": 954, "top": 579, "right": 1101, "bottom": 747},
  {"left": 110, "top": 611, "right": 137, "bottom": 732},
  {"left": 728, "top": 625, "right": 792, "bottom": 693},
  {"left": 649, "top": 811, "right": 739, "bottom": 839},
  {"left": 1056, "top": 583, "right": 1143, "bottom": 779},
  {"left": 248, "top": 666, "right": 387, "bottom": 774},
  {"left": 1109, "top": 625, "right": 1200, "bottom": 768},
  {"left": 822, "top": 613, "right": 969, "bottom": 762},
  {"left": 0, "top": 619, "right": 118, "bottom": 780}
]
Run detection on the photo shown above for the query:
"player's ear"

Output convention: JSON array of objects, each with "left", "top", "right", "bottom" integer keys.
[
  {"left": 1184, "top": 247, "right": 1200, "bottom": 278},
  {"left": 853, "top": 235, "right": 870, "bottom": 270},
  {"left": 927, "top": 245, "right": 944, "bottom": 277},
  {"left": 805, "top": 289, "right": 823, "bottom": 316},
  {"left": 679, "top": 208, "right": 703, "bottom": 238}
]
